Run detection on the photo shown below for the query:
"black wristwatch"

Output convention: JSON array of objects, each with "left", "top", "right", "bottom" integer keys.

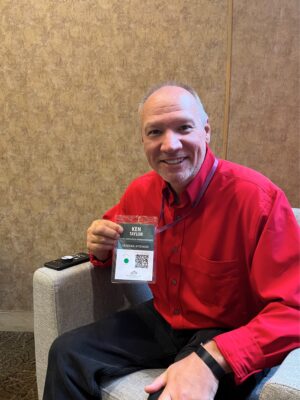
[{"left": 195, "top": 344, "right": 226, "bottom": 380}]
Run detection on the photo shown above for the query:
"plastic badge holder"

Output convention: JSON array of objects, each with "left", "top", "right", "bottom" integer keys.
[{"left": 112, "top": 215, "right": 158, "bottom": 283}]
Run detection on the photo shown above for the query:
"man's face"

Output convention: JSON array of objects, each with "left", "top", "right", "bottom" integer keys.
[{"left": 141, "top": 86, "right": 211, "bottom": 194}]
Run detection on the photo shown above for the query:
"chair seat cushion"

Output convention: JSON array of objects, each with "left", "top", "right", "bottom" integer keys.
[
  {"left": 101, "top": 369, "right": 164, "bottom": 400},
  {"left": 260, "top": 349, "right": 300, "bottom": 400}
]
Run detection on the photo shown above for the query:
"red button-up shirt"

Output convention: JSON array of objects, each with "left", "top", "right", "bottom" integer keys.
[{"left": 91, "top": 146, "right": 300, "bottom": 384}]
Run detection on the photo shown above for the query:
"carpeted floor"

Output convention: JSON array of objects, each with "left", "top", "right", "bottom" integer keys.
[{"left": 0, "top": 332, "right": 38, "bottom": 400}]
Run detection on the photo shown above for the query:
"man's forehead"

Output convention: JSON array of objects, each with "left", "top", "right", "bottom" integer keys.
[{"left": 142, "top": 86, "right": 199, "bottom": 117}]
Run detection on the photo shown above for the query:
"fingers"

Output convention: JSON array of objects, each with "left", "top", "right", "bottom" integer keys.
[
  {"left": 91, "top": 220, "right": 123, "bottom": 238},
  {"left": 87, "top": 219, "right": 123, "bottom": 260},
  {"left": 144, "top": 371, "right": 167, "bottom": 394}
]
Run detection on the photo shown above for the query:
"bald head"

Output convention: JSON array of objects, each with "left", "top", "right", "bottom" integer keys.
[{"left": 138, "top": 82, "right": 208, "bottom": 126}]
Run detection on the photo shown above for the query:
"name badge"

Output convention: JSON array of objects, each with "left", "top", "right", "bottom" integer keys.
[{"left": 112, "top": 216, "right": 157, "bottom": 283}]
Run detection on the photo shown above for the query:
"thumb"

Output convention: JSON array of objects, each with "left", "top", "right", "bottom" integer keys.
[{"left": 144, "top": 371, "right": 167, "bottom": 393}]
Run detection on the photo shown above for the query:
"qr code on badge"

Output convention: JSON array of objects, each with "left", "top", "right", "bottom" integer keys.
[{"left": 135, "top": 254, "right": 149, "bottom": 269}]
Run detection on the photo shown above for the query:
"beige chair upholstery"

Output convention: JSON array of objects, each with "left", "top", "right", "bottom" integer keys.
[{"left": 33, "top": 208, "right": 300, "bottom": 400}]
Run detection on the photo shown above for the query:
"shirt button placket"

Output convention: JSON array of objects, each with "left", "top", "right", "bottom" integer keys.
[
  {"left": 169, "top": 211, "right": 184, "bottom": 324},
  {"left": 170, "top": 245, "right": 181, "bottom": 319},
  {"left": 171, "top": 246, "right": 178, "bottom": 254}
]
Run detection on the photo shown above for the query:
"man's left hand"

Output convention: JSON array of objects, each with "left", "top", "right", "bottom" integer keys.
[{"left": 144, "top": 352, "right": 219, "bottom": 400}]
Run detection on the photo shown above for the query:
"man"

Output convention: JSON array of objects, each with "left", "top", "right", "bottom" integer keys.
[{"left": 44, "top": 83, "right": 299, "bottom": 400}]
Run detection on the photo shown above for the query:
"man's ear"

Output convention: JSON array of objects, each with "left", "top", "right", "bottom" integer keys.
[{"left": 204, "top": 122, "right": 211, "bottom": 144}]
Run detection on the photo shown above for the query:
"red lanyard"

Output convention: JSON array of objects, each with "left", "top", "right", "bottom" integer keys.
[{"left": 156, "top": 158, "right": 219, "bottom": 234}]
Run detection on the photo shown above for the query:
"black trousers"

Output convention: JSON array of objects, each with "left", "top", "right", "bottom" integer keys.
[{"left": 43, "top": 300, "right": 260, "bottom": 400}]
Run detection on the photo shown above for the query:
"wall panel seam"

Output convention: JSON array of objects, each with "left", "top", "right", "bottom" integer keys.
[{"left": 222, "top": 0, "right": 233, "bottom": 160}]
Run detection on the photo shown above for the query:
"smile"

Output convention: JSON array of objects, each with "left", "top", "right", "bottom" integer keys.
[{"left": 161, "top": 157, "right": 186, "bottom": 165}]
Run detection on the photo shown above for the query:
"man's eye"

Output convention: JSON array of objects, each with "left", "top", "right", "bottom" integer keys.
[
  {"left": 179, "top": 125, "right": 193, "bottom": 132},
  {"left": 147, "top": 129, "right": 161, "bottom": 136}
]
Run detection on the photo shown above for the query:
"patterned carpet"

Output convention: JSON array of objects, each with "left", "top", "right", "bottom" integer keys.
[{"left": 0, "top": 332, "right": 38, "bottom": 400}]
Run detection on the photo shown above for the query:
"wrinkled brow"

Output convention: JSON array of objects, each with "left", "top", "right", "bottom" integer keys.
[{"left": 144, "top": 117, "right": 196, "bottom": 131}]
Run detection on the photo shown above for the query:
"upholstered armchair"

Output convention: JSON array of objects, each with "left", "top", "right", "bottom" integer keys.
[{"left": 33, "top": 209, "right": 300, "bottom": 400}]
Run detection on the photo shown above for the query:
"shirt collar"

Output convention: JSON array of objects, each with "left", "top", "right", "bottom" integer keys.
[{"left": 162, "top": 145, "right": 216, "bottom": 207}]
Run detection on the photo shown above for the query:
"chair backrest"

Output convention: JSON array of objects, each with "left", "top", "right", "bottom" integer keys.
[
  {"left": 122, "top": 282, "right": 153, "bottom": 306},
  {"left": 292, "top": 208, "right": 300, "bottom": 225}
]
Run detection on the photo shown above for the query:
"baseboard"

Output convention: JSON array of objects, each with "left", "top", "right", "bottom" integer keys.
[{"left": 0, "top": 311, "right": 33, "bottom": 332}]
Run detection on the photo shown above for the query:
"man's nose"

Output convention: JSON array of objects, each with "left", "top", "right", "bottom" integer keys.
[{"left": 160, "top": 130, "right": 182, "bottom": 152}]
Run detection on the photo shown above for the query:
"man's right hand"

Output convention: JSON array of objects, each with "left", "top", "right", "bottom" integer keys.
[{"left": 87, "top": 219, "right": 123, "bottom": 261}]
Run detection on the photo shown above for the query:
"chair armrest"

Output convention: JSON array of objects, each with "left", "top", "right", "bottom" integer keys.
[
  {"left": 33, "top": 262, "right": 125, "bottom": 399},
  {"left": 259, "top": 348, "right": 300, "bottom": 400}
]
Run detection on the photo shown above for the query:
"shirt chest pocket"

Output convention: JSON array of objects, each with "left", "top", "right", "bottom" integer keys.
[{"left": 184, "top": 257, "right": 244, "bottom": 307}]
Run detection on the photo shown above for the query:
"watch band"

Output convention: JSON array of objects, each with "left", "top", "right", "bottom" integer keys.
[{"left": 195, "top": 344, "right": 226, "bottom": 380}]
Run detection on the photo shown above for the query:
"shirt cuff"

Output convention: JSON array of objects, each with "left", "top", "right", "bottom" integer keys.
[
  {"left": 89, "top": 252, "right": 112, "bottom": 268},
  {"left": 214, "top": 326, "right": 264, "bottom": 384}
]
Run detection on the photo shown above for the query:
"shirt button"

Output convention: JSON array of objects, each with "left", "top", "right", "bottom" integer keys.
[
  {"left": 173, "top": 309, "right": 180, "bottom": 315},
  {"left": 171, "top": 279, "right": 177, "bottom": 285},
  {"left": 171, "top": 246, "right": 178, "bottom": 253}
]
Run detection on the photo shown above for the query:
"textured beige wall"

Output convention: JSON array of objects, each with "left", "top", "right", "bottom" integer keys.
[
  {"left": 227, "top": 0, "right": 300, "bottom": 206},
  {"left": 0, "top": 1, "right": 299, "bottom": 312},
  {"left": 0, "top": 0, "right": 227, "bottom": 310}
]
